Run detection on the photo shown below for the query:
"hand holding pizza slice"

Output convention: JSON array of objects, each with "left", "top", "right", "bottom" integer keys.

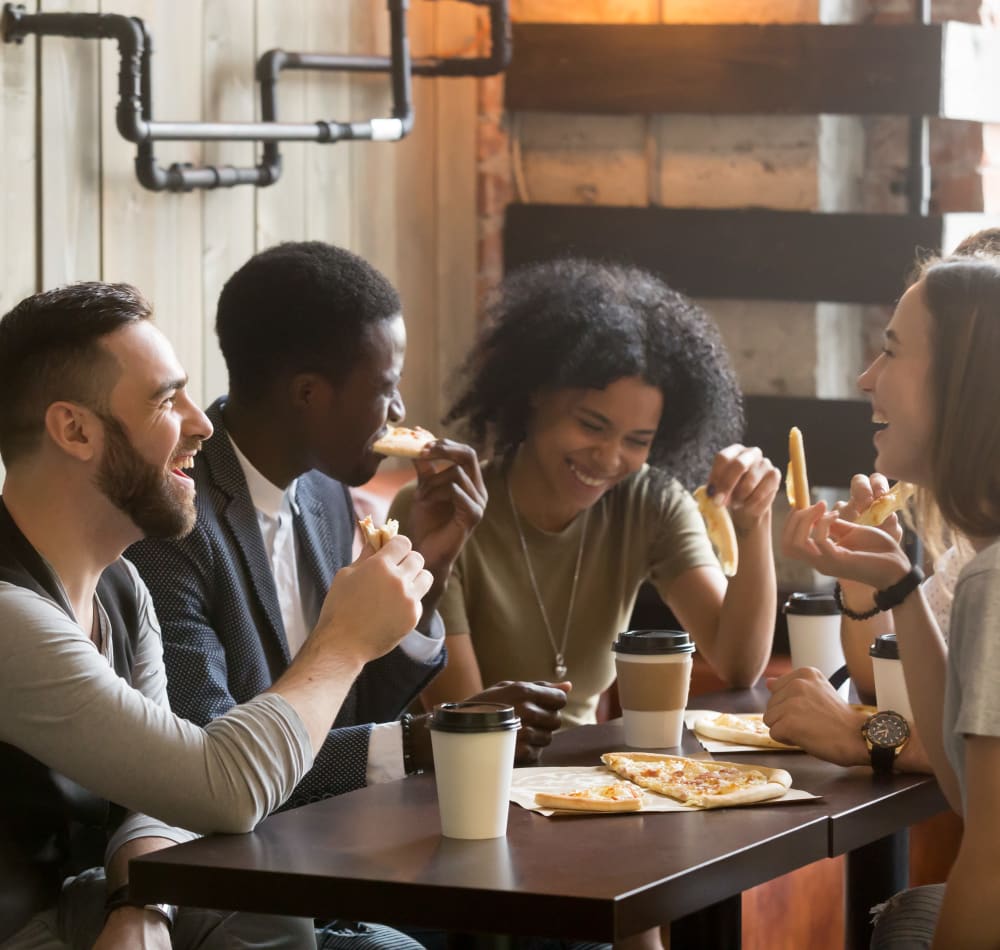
[
  {"left": 855, "top": 481, "right": 915, "bottom": 527},
  {"left": 357, "top": 514, "right": 399, "bottom": 551}
]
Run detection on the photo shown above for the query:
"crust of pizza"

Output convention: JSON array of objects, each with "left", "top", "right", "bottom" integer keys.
[
  {"left": 785, "top": 426, "right": 810, "bottom": 510},
  {"left": 372, "top": 425, "right": 437, "bottom": 458},
  {"left": 358, "top": 514, "right": 399, "bottom": 551},
  {"left": 855, "top": 481, "right": 915, "bottom": 527},
  {"left": 601, "top": 751, "right": 792, "bottom": 809},
  {"left": 692, "top": 713, "right": 798, "bottom": 750},
  {"left": 534, "top": 782, "right": 644, "bottom": 813},
  {"left": 692, "top": 486, "right": 738, "bottom": 577}
]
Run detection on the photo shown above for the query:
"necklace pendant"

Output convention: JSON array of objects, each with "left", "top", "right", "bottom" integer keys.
[{"left": 554, "top": 655, "right": 568, "bottom": 680}]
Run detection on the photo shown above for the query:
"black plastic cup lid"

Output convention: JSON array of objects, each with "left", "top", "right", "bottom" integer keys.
[
  {"left": 612, "top": 629, "right": 695, "bottom": 656},
  {"left": 870, "top": 633, "right": 900, "bottom": 660},
  {"left": 429, "top": 702, "right": 521, "bottom": 733},
  {"left": 783, "top": 592, "right": 839, "bottom": 616}
]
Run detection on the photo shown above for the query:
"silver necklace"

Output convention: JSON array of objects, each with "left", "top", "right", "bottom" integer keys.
[{"left": 505, "top": 472, "right": 588, "bottom": 680}]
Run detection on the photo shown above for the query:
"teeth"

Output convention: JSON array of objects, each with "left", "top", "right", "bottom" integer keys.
[
  {"left": 570, "top": 463, "right": 607, "bottom": 488},
  {"left": 872, "top": 414, "right": 888, "bottom": 425}
]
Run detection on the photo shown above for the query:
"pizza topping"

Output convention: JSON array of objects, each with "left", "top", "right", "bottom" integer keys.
[{"left": 601, "top": 751, "right": 792, "bottom": 808}]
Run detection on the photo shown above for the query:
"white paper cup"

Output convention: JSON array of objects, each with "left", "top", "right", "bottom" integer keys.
[
  {"left": 784, "top": 592, "right": 849, "bottom": 699},
  {"left": 870, "top": 634, "right": 913, "bottom": 722},
  {"left": 429, "top": 702, "right": 520, "bottom": 840},
  {"left": 612, "top": 630, "right": 695, "bottom": 749}
]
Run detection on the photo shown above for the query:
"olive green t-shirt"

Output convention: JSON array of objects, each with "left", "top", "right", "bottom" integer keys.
[{"left": 390, "top": 463, "right": 718, "bottom": 727}]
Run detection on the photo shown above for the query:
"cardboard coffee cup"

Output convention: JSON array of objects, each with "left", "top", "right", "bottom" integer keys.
[
  {"left": 612, "top": 629, "right": 695, "bottom": 748},
  {"left": 783, "top": 592, "right": 849, "bottom": 698},
  {"left": 429, "top": 702, "right": 520, "bottom": 840},
  {"left": 870, "top": 633, "right": 913, "bottom": 721}
]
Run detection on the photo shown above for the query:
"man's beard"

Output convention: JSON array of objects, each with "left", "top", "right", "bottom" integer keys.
[{"left": 95, "top": 413, "right": 196, "bottom": 539}]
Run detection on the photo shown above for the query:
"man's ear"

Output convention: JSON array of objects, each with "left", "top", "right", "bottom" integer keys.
[
  {"left": 289, "top": 372, "right": 334, "bottom": 410},
  {"left": 44, "top": 402, "right": 100, "bottom": 461}
]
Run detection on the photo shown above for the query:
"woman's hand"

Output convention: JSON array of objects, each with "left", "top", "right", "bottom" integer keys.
[
  {"left": 782, "top": 500, "right": 911, "bottom": 590},
  {"left": 836, "top": 472, "right": 905, "bottom": 543},
  {"left": 705, "top": 444, "right": 781, "bottom": 534}
]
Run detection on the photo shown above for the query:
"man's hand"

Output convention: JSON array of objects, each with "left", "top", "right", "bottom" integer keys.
[
  {"left": 94, "top": 907, "right": 172, "bottom": 950},
  {"left": 313, "top": 534, "right": 433, "bottom": 665},
  {"left": 468, "top": 681, "right": 570, "bottom": 764},
  {"left": 764, "top": 667, "right": 869, "bottom": 767},
  {"left": 703, "top": 443, "right": 781, "bottom": 534},
  {"left": 405, "top": 440, "right": 487, "bottom": 597}
]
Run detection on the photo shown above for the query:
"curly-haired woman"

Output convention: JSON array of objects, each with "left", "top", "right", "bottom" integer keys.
[{"left": 391, "top": 258, "right": 781, "bottom": 727}]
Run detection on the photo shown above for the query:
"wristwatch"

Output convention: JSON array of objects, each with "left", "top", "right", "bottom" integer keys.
[
  {"left": 861, "top": 710, "right": 911, "bottom": 774},
  {"left": 104, "top": 883, "right": 177, "bottom": 929}
]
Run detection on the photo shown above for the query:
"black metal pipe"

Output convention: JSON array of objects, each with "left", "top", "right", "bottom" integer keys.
[{"left": 1, "top": 0, "right": 510, "bottom": 192}]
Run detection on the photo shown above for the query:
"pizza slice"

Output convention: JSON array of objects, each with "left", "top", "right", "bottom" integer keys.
[
  {"left": 855, "top": 481, "right": 915, "bottom": 527},
  {"left": 692, "top": 712, "right": 798, "bottom": 750},
  {"left": 372, "top": 425, "right": 437, "bottom": 458},
  {"left": 358, "top": 514, "right": 399, "bottom": 551},
  {"left": 534, "top": 781, "right": 644, "bottom": 813},
  {"left": 692, "top": 486, "right": 738, "bottom": 577},
  {"left": 601, "top": 751, "right": 792, "bottom": 809},
  {"left": 786, "top": 426, "right": 810, "bottom": 510}
]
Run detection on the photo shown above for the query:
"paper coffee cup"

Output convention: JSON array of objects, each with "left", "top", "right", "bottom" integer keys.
[
  {"left": 870, "top": 634, "right": 913, "bottom": 722},
  {"left": 429, "top": 702, "right": 520, "bottom": 840},
  {"left": 783, "top": 592, "right": 849, "bottom": 699},
  {"left": 612, "top": 630, "right": 695, "bottom": 748}
]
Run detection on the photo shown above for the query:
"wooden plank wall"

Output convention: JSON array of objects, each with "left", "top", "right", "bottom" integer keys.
[{"left": 0, "top": 0, "right": 480, "bottom": 483}]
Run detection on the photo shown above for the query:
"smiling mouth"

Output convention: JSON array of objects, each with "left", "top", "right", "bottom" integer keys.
[
  {"left": 569, "top": 462, "right": 611, "bottom": 488},
  {"left": 171, "top": 454, "right": 197, "bottom": 479}
]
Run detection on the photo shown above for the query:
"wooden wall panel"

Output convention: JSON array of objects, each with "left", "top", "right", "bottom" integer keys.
[
  {"left": 99, "top": 0, "right": 206, "bottom": 405},
  {"left": 0, "top": 0, "right": 38, "bottom": 313},
  {"left": 201, "top": 0, "right": 256, "bottom": 405},
  {"left": 39, "top": 0, "right": 101, "bottom": 288}
]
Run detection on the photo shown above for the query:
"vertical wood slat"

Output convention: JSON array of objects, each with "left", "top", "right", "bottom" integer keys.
[
  {"left": 99, "top": 0, "right": 206, "bottom": 404},
  {"left": 201, "top": 0, "right": 256, "bottom": 405},
  {"left": 0, "top": 0, "right": 38, "bottom": 312},
  {"left": 39, "top": 0, "right": 101, "bottom": 288},
  {"left": 433, "top": 0, "right": 479, "bottom": 426}
]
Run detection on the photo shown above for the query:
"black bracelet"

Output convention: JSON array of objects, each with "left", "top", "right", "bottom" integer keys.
[
  {"left": 400, "top": 713, "right": 421, "bottom": 776},
  {"left": 833, "top": 582, "right": 882, "bottom": 621},
  {"left": 874, "top": 565, "right": 925, "bottom": 611}
]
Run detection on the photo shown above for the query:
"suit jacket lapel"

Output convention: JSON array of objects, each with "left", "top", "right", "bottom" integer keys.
[{"left": 203, "top": 399, "right": 291, "bottom": 664}]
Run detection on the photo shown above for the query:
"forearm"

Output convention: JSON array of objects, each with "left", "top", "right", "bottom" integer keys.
[
  {"left": 933, "top": 858, "right": 1000, "bottom": 948},
  {"left": 106, "top": 836, "right": 178, "bottom": 891},
  {"left": 268, "top": 641, "right": 366, "bottom": 753},
  {"left": 838, "top": 579, "right": 889, "bottom": 701},
  {"left": 890, "top": 590, "right": 960, "bottom": 808},
  {"left": 713, "top": 517, "right": 776, "bottom": 686}
]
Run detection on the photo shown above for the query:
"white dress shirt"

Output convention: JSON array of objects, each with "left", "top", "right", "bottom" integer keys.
[{"left": 229, "top": 438, "right": 443, "bottom": 782}]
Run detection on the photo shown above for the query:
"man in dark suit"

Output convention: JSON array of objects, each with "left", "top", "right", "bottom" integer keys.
[{"left": 128, "top": 242, "right": 567, "bottom": 811}]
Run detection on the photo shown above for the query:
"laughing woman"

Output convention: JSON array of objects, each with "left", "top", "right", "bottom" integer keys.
[
  {"left": 782, "top": 256, "right": 1000, "bottom": 949},
  {"left": 390, "top": 258, "right": 780, "bottom": 728}
]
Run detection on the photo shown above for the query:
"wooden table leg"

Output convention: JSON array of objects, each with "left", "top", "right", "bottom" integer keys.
[
  {"left": 844, "top": 831, "right": 909, "bottom": 950},
  {"left": 669, "top": 894, "right": 742, "bottom": 949}
]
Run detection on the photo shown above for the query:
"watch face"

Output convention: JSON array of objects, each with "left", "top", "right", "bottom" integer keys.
[{"left": 866, "top": 711, "right": 910, "bottom": 749}]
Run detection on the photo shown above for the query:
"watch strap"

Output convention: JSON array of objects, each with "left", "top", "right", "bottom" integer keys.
[
  {"left": 868, "top": 743, "right": 897, "bottom": 775},
  {"left": 104, "top": 884, "right": 177, "bottom": 929}
]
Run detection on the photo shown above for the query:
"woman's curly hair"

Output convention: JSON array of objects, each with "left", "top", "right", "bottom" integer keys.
[{"left": 444, "top": 258, "right": 744, "bottom": 488}]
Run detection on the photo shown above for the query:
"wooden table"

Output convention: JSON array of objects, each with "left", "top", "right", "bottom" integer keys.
[{"left": 130, "top": 687, "right": 947, "bottom": 948}]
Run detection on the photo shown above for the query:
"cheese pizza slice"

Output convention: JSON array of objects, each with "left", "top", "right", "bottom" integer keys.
[
  {"left": 692, "top": 712, "right": 798, "bottom": 751},
  {"left": 855, "top": 481, "right": 915, "bottom": 527},
  {"left": 692, "top": 486, "right": 738, "bottom": 577},
  {"left": 372, "top": 425, "right": 437, "bottom": 458},
  {"left": 601, "top": 751, "right": 792, "bottom": 809},
  {"left": 534, "top": 781, "right": 644, "bottom": 813},
  {"left": 358, "top": 514, "right": 399, "bottom": 551}
]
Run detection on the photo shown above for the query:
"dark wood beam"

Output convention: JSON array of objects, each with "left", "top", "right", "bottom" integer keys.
[
  {"left": 743, "top": 395, "right": 876, "bottom": 489},
  {"left": 504, "top": 205, "right": 1000, "bottom": 304},
  {"left": 506, "top": 22, "right": 1000, "bottom": 122}
]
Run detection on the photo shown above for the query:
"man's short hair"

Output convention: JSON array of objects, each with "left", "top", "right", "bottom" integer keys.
[
  {"left": 0, "top": 282, "right": 152, "bottom": 466},
  {"left": 216, "top": 241, "right": 402, "bottom": 400}
]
